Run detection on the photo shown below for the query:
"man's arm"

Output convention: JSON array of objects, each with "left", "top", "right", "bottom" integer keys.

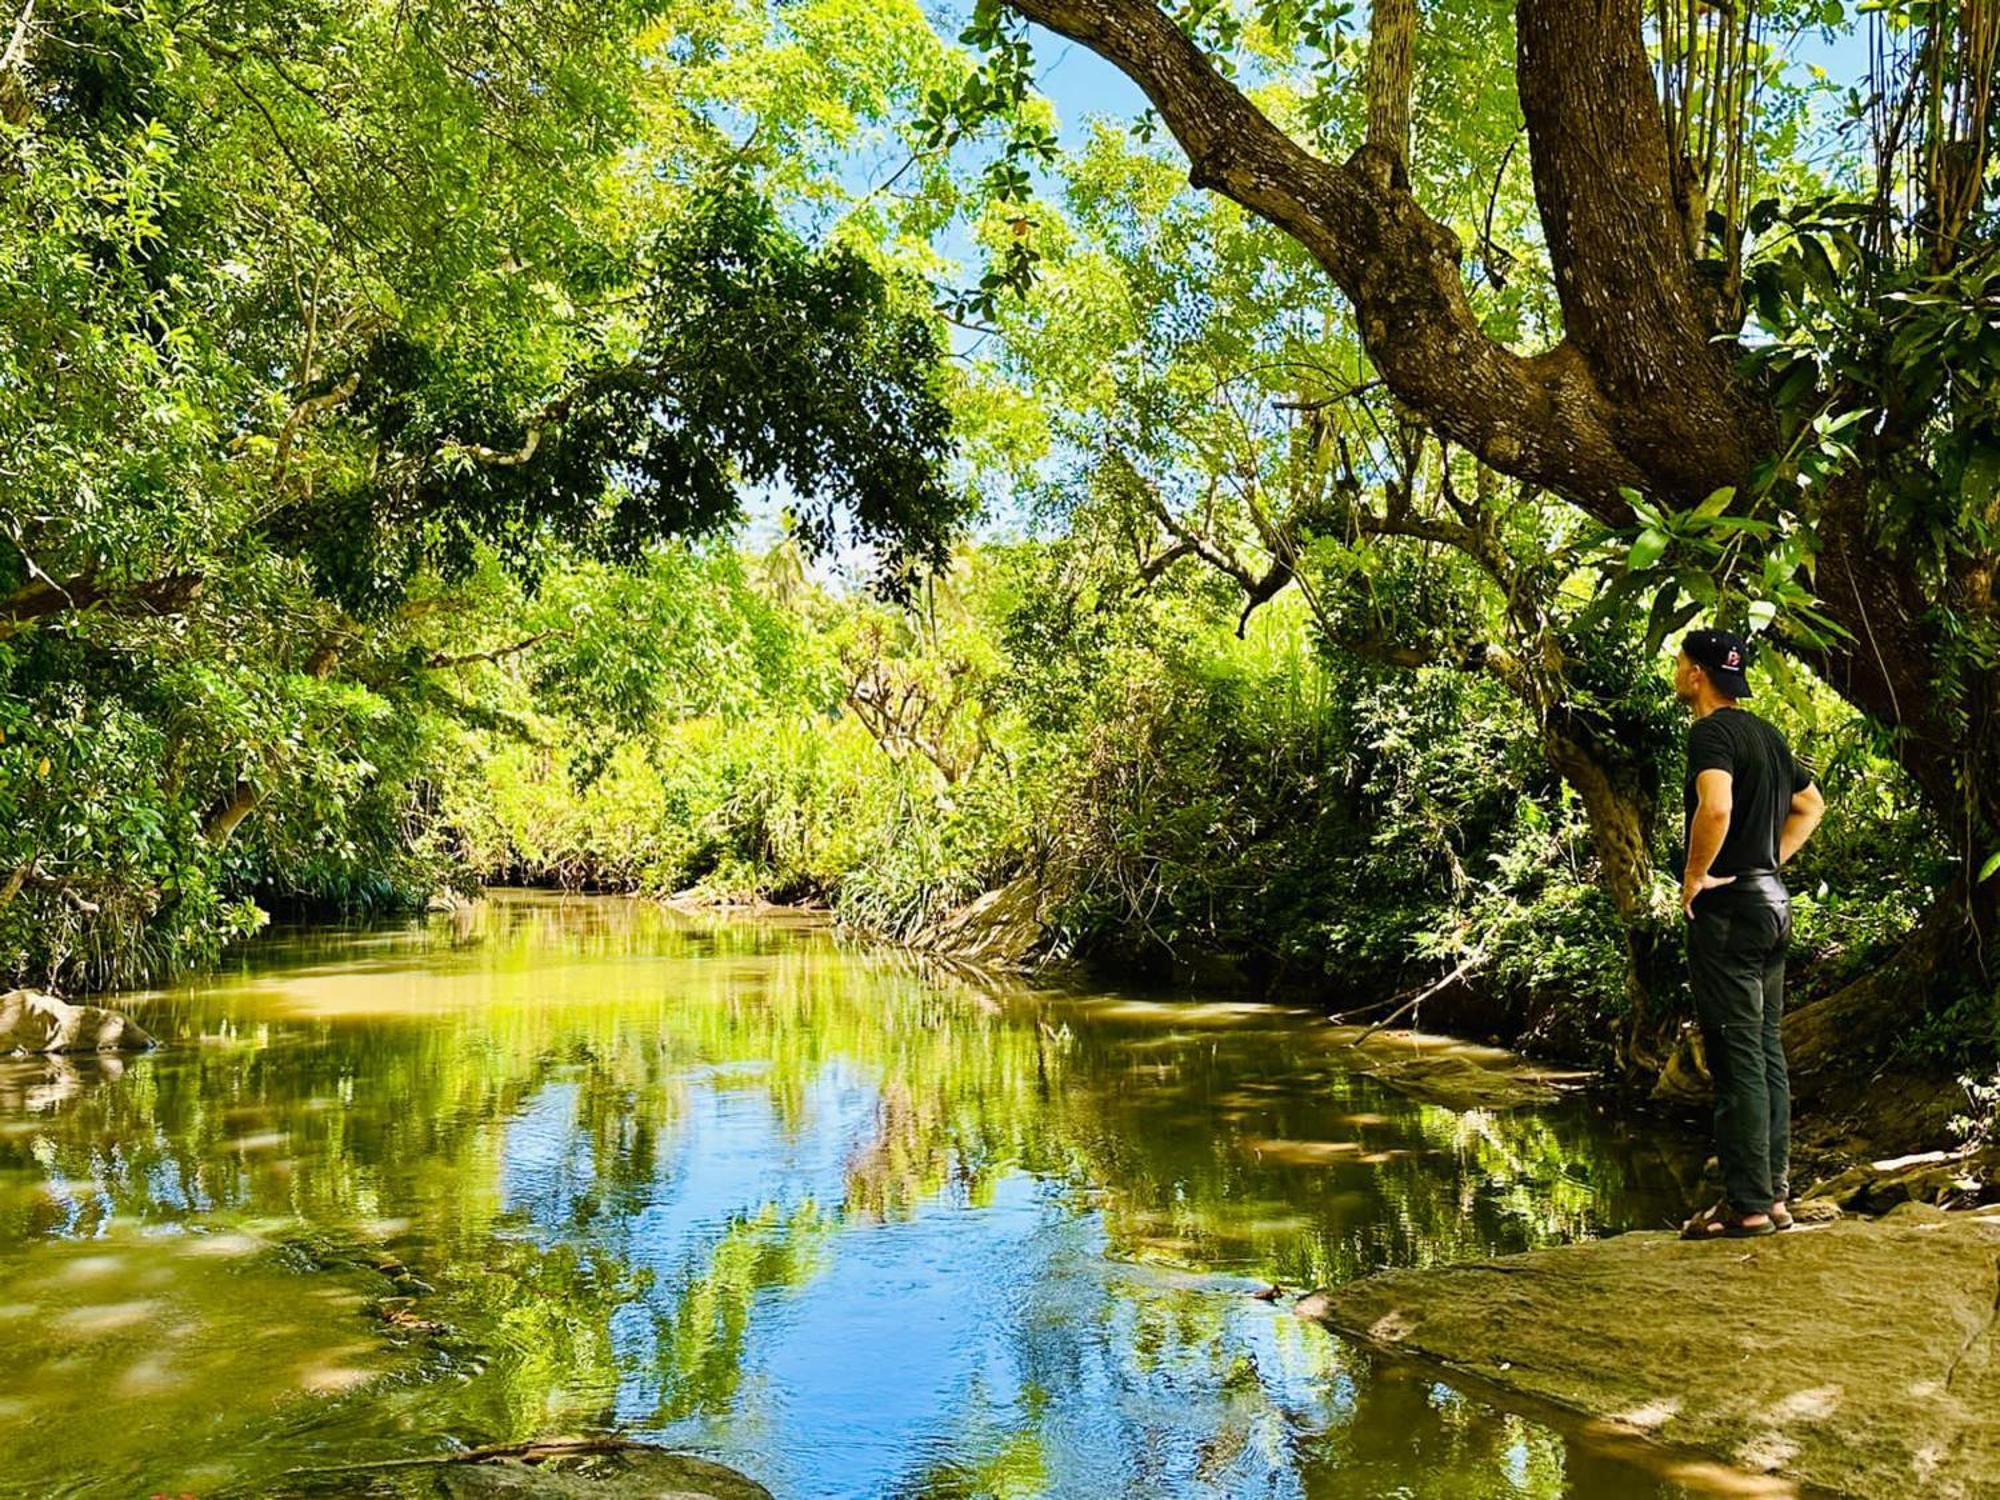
[
  {"left": 1682, "top": 767, "right": 1735, "bottom": 918},
  {"left": 1779, "top": 782, "right": 1824, "bottom": 866}
]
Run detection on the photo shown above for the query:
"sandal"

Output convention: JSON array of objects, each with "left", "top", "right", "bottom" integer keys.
[
  {"left": 1770, "top": 1201, "right": 1794, "bottom": 1231},
  {"left": 1680, "top": 1200, "right": 1777, "bottom": 1240}
]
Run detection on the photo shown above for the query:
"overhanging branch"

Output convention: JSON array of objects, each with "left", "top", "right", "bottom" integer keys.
[{"left": 1001, "top": 0, "right": 1648, "bottom": 524}]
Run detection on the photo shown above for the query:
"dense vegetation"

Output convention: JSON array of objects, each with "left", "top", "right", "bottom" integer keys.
[{"left": 0, "top": 1, "right": 1993, "bottom": 1113}]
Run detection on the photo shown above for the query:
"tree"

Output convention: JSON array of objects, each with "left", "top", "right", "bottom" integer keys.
[
  {"left": 960, "top": 0, "right": 1999, "bottom": 1068},
  {"left": 0, "top": 0, "right": 972, "bottom": 986}
]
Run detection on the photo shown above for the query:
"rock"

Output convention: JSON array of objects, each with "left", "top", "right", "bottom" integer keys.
[
  {"left": 282, "top": 1440, "right": 773, "bottom": 1498},
  {"left": 1800, "top": 1162, "right": 1876, "bottom": 1206},
  {"left": 436, "top": 1444, "right": 771, "bottom": 1499},
  {"left": 1298, "top": 1214, "right": 2000, "bottom": 1498},
  {"left": 908, "top": 873, "right": 1047, "bottom": 969},
  {"left": 1290, "top": 1289, "right": 1337, "bottom": 1323},
  {"left": 0, "top": 989, "right": 155, "bottom": 1054},
  {"left": 1802, "top": 1147, "right": 1999, "bottom": 1215},
  {"left": 1326, "top": 1029, "right": 1565, "bottom": 1110}
]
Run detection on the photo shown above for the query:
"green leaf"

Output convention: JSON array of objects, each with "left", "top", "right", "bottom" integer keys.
[
  {"left": 1628, "top": 528, "right": 1671, "bottom": 571},
  {"left": 1980, "top": 851, "right": 2000, "bottom": 886},
  {"left": 1619, "top": 486, "right": 1664, "bottom": 529},
  {"left": 1571, "top": 571, "right": 1649, "bottom": 634},
  {"left": 1705, "top": 516, "right": 1775, "bottom": 539},
  {"left": 1965, "top": 446, "right": 2000, "bottom": 510},
  {"left": 1692, "top": 486, "right": 1735, "bottom": 521}
]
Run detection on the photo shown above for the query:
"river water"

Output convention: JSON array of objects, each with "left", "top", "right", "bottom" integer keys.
[{"left": 0, "top": 893, "right": 1722, "bottom": 1498}]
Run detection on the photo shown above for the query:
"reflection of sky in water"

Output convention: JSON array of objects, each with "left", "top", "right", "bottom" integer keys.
[{"left": 495, "top": 1063, "right": 1400, "bottom": 1498}]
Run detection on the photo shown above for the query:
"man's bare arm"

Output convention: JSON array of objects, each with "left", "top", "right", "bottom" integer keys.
[
  {"left": 1682, "top": 768, "right": 1735, "bottom": 917},
  {"left": 1779, "top": 783, "right": 1824, "bottom": 866}
]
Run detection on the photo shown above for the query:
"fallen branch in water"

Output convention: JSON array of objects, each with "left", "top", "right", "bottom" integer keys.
[
  {"left": 1353, "top": 950, "right": 1486, "bottom": 1045},
  {"left": 1327, "top": 994, "right": 1407, "bottom": 1024}
]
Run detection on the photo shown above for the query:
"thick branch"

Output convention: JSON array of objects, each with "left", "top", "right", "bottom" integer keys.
[
  {"left": 0, "top": 571, "right": 203, "bottom": 639},
  {"left": 203, "top": 628, "right": 344, "bottom": 847},
  {"left": 203, "top": 782, "right": 261, "bottom": 847},
  {"left": 427, "top": 629, "right": 559, "bottom": 669},
  {"left": 1514, "top": 0, "right": 1765, "bottom": 492},
  {"left": 1001, "top": 0, "right": 1648, "bottom": 521},
  {"left": 1364, "top": 0, "right": 1415, "bottom": 171},
  {"left": 271, "top": 370, "right": 360, "bottom": 485},
  {"left": 446, "top": 428, "right": 541, "bottom": 467}
]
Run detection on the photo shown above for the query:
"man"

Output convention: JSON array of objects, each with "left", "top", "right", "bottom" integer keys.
[{"left": 1674, "top": 628, "right": 1824, "bottom": 1240}]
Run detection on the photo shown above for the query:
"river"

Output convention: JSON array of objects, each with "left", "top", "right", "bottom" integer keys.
[{"left": 0, "top": 892, "right": 1719, "bottom": 1498}]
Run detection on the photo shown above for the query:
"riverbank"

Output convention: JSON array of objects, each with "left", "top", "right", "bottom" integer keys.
[
  {"left": 892, "top": 876, "right": 1982, "bottom": 1187},
  {"left": 1296, "top": 1207, "right": 2000, "bottom": 1499}
]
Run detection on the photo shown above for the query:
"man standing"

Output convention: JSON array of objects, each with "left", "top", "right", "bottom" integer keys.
[{"left": 1674, "top": 629, "right": 1825, "bottom": 1239}]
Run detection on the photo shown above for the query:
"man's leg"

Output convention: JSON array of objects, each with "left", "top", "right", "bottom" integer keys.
[
  {"left": 1761, "top": 910, "right": 1792, "bottom": 1205},
  {"left": 1689, "top": 907, "right": 1775, "bottom": 1214}
]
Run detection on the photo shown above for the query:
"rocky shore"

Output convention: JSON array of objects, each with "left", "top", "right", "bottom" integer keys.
[{"left": 1296, "top": 1209, "right": 2000, "bottom": 1499}]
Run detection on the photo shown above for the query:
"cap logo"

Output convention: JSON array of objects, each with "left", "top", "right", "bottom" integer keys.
[{"left": 1725, "top": 649, "right": 1740, "bottom": 668}]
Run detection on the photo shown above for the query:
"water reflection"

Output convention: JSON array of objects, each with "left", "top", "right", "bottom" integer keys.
[{"left": 0, "top": 893, "right": 1718, "bottom": 1498}]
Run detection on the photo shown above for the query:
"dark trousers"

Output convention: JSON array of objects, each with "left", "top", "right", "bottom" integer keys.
[{"left": 1687, "top": 876, "right": 1792, "bottom": 1214}]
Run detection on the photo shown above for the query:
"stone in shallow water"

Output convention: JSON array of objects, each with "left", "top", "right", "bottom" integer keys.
[
  {"left": 0, "top": 989, "right": 155, "bottom": 1053},
  {"left": 283, "top": 1441, "right": 774, "bottom": 1498},
  {"left": 1297, "top": 1215, "right": 2000, "bottom": 1499},
  {"left": 438, "top": 1446, "right": 772, "bottom": 1499}
]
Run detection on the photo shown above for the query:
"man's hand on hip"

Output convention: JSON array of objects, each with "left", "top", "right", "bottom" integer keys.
[{"left": 1682, "top": 873, "right": 1735, "bottom": 919}]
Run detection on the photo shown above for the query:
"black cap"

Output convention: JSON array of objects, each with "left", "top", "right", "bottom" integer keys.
[{"left": 1682, "top": 628, "right": 1753, "bottom": 699}]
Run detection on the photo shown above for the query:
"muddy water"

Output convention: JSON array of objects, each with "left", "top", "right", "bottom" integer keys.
[{"left": 0, "top": 893, "right": 1720, "bottom": 1498}]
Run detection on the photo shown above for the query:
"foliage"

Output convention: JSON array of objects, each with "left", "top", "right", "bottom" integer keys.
[
  {"left": 0, "top": 0, "right": 1979, "bottom": 1087},
  {"left": 0, "top": 0, "right": 973, "bottom": 988},
  {"left": 436, "top": 533, "right": 1931, "bottom": 1066}
]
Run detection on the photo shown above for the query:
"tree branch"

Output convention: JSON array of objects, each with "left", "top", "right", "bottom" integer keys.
[
  {"left": 0, "top": 572, "right": 204, "bottom": 639},
  {"left": 445, "top": 428, "right": 541, "bottom": 467},
  {"left": 1364, "top": 0, "right": 1416, "bottom": 173},
  {"left": 427, "top": 629, "right": 559, "bottom": 668},
  {"left": 1001, "top": 0, "right": 1648, "bottom": 523},
  {"left": 0, "top": 0, "right": 34, "bottom": 125},
  {"left": 1514, "top": 0, "right": 1765, "bottom": 490}
]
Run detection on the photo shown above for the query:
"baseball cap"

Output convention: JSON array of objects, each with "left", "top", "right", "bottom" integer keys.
[{"left": 1682, "top": 628, "right": 1753, "bottom": 699}]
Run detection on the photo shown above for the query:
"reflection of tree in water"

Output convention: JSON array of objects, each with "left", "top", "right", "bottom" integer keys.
[{"left": 0, "top": 898, "right": 1699, "bottom": 1495}]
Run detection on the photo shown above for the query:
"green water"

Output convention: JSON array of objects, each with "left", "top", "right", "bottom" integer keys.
[{"left": 0, "top": 893, "right": 1721, "bottom": 1499}]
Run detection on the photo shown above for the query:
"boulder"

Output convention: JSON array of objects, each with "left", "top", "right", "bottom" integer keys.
[
  {"left": 0, "top": 989, "right": 155, "bottom": 1054},
  {"left": 1802, "top": 1146, "right": 1999, "bottom": 1215},
  {"left": 435, "top": 1444, "right": 772, "bottom": 1499},
  {"left": 1298, "top": 1214, "right": 2000, "bottom": 1498}
]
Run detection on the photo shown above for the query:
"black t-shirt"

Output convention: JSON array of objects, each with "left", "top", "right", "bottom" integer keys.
[{"left": 1683, "top": 708, "right": 1814, "bottom": 875}]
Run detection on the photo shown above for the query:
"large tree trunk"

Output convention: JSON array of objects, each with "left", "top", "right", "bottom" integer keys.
[{"left": 1540, "top": 722, "right": 1676, "bottom": 1071}]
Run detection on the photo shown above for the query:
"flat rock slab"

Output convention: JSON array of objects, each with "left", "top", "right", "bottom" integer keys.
[
  {"left": 1326, "top": 1027, "right": 1569, "bottom": 1110},
  {"left": 1300, "top": 1216, "right": 2000, "bottom": 1499},
  {"left": 0, "top": 988, "right": 154, "bottom": 1053}
]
